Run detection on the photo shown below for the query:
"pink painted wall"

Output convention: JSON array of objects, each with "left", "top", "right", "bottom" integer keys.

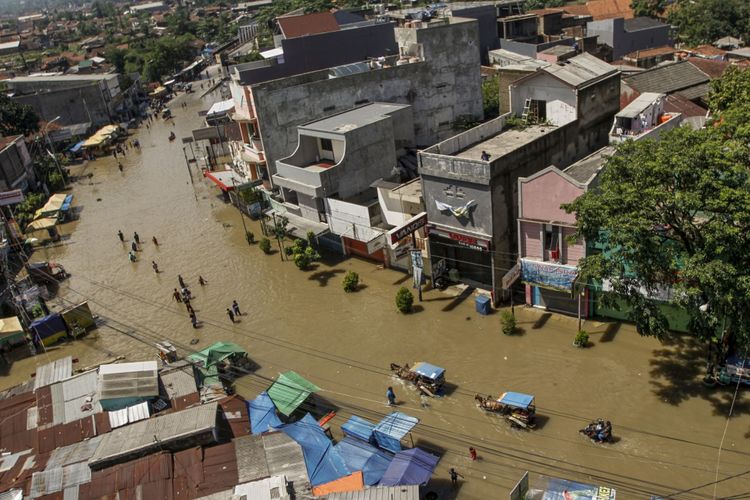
[
  {"left": 520, "top": 221, "right": 542, "bottom": 258},
  {"left": 520, "top": 170, "right": 583, "bottom": 225},
  {"left": 562, "top": 226, "right": 585, "bottom": 265}
]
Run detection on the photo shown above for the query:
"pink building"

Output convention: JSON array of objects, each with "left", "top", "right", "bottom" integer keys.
[{"left": 516, "top": 148, "right": 613, "bottom": 315}]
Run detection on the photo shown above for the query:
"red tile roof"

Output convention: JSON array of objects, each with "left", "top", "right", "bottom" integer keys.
[
  {"left": 566, "top": 0, "right": 634, "bottom": 20},
  {"left": 624, "top": 45, "right": 676, "bottom": 59},
  {"left": 664, "top": 93, "right": 708, "bottom": 117},
  {"left": 277, "top": 11, "right": 340, "bottom": 39},
  {"left": 686, "top": 56, "right": 730, "bottom": 79}
]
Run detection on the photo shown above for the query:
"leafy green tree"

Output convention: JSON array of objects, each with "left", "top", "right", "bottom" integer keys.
[
  {"left": 668, "top": 0, "right": 750, "bottom": 45},
  {"left": 167, "top": 7, "right": 196, "bottom": 37},
  {"left": 107, "top": 48, "right": 127, "bottom": 74},
  {"left": 630, "top": 0, "right": 667, "bottom": 18},
  {"left": 709, "top": 67, "right": 750, "bottom": 142},
  {"left": 395, "top": 287, "right": 414, "bottom": 313},
  {"left": 524, "top": 0, "right": 564, "bottom": 9},
  {"left": 0, "top": 94, "right": 39, "bottom": 137},
  {"left": 482, "top": 76, "right": 499, "bottom": 120},
  {"left": 564, "top": 126, "right": 750, "bottom": 353}
]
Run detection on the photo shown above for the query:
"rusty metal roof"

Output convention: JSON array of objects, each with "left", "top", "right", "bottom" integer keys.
[
  {"left": 89, "top": 402, "right": 219, "bottom": 470},
  {"left": 218, "top": 396, "right": 250, "bottom": 438}
]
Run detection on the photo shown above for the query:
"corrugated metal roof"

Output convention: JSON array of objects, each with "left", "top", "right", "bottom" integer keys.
[
  {"left": 234, "top": 435, "right": 269, "bottom": 483},
  {"left": 325, "top": 485, "right": 419, "bottom": 499},
  {"left": 99, "top": 361, "right": 159, "bottom": 401},
  {"left": 623, "top": 60, "right": 709, "bottom": 94},
  {"left": 51, "top": 370, "right": 101, "bottom": 424},
  {"left": 89, "top": 402, "right": 218, "bottom": 469},
  {"left": 34, "top": 357, "right": 73, "bottom": 391},
  {"left": 262, "top": 432, "right": 311, "bottom": 497},
  {"left": 194, "top": 491, "right": 241, "bottom": 500},
  {"left": 159, "top": 362, "right": 198, "bottom": 400},
  {"left": 542, "top": 53, "right": 617, "bottom": 88},
  {"left": 234, "top": 475, "right": 290, "bottom": 500},
  {"left": 108, "top": 401, "right": 150, "bottom": 429},
  {"left": 46, "top": 436, "right": 103, "bottom": 469},
  {"left": 199, "top": 442, "right": 239, "bottom": 498}
]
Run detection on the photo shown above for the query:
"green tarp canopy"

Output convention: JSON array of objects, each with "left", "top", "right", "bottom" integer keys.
[
  {"left": 187, "top": 341, "right": 247, "bottom": 386},
  {"left": 268, "top": 371, "right": 320, "bottom": 416}
]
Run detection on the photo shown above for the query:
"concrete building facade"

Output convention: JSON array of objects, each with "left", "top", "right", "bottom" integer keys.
[
  {"left": 418, "top": 53, "right": 619, "bottom": 301},
  {"left": 587, "top": 16, "right": 672, "bottom": 60},
  {"left": 239, "top": 17, "right": 483, "bottom": 188},
  {"left": 6, "top": 74, "right": 141, "bottom": 130},
  {"left": 516, "top": 92, "right": 682, "bottom": 315},
  {"left": 0, "top": 136, "right": 35, "bottom": 192}
]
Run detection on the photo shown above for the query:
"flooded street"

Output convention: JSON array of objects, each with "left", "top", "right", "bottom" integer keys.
[{"left": 3, "top": 83, "right": 749, "bottom": 499}]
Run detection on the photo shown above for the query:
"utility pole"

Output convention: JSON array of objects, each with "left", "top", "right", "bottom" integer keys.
[{"left": 231, "top": 177, "right": 250, "bottom": 245}]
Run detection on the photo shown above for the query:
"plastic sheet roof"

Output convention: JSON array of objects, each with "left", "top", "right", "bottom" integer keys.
[
  {"left": 188, "top": 342, "right": 246, "bottom": 387},
  {"left": 498, "top": 391, "right": 534, "bottom": 409},
  {"left": 372, "top": 412, "right": 418, "bottom": 453},
  {"left": 335, "top": 436, "right": 393, "bottom": 486},
  {"left": 530, "top": 476, "right": 616, "bottom": 499},
  {"left": 378, "top": 448, "right": 439, "bottom": 487},
  {"left": 280, "top": 413, "right": 350, "bottom": 486},
  {"left": 249, "top": 391, "right": 282, "bottom": 434},
  {"left": 267, "top": 371, "right": 320, "bottom": 417},
  {"left": 341, "top": 415, "right": 376, "bottom": 442}
]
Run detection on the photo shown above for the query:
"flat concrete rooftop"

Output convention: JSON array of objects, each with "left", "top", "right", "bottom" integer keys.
[
  {"left": 454, "top": 124, "right": 557, "bottom": 161},
  {"left": 301, "top": 102, "right": 410, "bottom": 134}
]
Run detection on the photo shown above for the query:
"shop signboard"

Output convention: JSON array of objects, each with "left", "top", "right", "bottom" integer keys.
[
  {"left": 0, "top": 190, "right": 24, "bottom": 207},
  {"left": 366, "top": 234, "right": 386, "bottom": 255},
  {"left": 429, "top": 226, "right": 491, "bottom": 252},
  {"left": 388, "top": 212, "right": 427, "bottom": 244},
  {"left": 394, "top": 243, "right": 413, "bottom": 260},
  {"left": 502, "top": 262, "right": 521, "bottom": 290},
  {"left": 521, "top": 259, "right": 578, "bottom": 291}
]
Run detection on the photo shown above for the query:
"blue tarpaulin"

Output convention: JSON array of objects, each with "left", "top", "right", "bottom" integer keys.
[
  {"left": 335, "top": 436, "right": 393, "bottom": 486},
  {"left": 248, "top": 391, "right": 282, "bottom": 434},
  {"left": 60, "top": 195, "right": 73, "bottom": 212},
  {"left": 68, "top": 141, "right": 84, "bottom": 153},
  {"left": 499, "top": 392, "right": 534, "bottom": 409},
  {"left": 379, "top": 447, "right": 439, "bottom": 486},
  {"left": 341, "top": 415, "right": 376, "bottom": 442},
  {"left": 29, "top": 313, "right": 67, "bottom": 341},
  {"left": 373, "top": 412, "right": 418, "bottom": 453},
  {"left": 280, "top": 413, "right": 350, "bottom": 486}
]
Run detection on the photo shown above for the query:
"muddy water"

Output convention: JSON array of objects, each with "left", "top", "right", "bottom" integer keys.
[{"left": 3, "top": 83, "right": 749, "bottom": 499}]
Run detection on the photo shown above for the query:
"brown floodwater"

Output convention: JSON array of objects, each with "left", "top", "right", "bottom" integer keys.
[{"left": 3, "top": 82, "right": 749, "bottom": 499}]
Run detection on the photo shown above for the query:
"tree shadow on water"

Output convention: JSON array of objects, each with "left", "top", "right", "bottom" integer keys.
[
  {"left": 307, "top": 268, "right": 344, "bottom": 287},
  {"left": 649, "top": 334, "right": 750, "bottom": 417}
]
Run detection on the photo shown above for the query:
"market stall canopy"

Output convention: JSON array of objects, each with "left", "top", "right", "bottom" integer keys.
[
  {"left": 279, "top": 413, "right": 350, "bottom": 486},
  {"left": 206, "top": 99, "right": 235, "bottom": 120},
  {"left": 83, "top": 124, "right": 119, "bottom": 148},
  {"left": 312, "top": 471, "right": 364, "bottom": 496},
  {"left": 341, "top": 415, "right": 376, "bottom": 443},
  {"left": 25, "top": 217, "right": 57, "bottom": 232},
  {"left": 267, "top": 371, "right": 320, "bottom": 416},
  {"left": 0, "top": 316, "right": 24, "bottom": 346},
  {"left": 29, "top": 313, "right": 67, "bottom": 343},
  {"left": 204, "top": 170, "right": 246, "bottom": 191},
  {"left": 36, "top": 193, "right": 68, "bottom": 218},
  {"left": 249, "top": 391, "right": 282, "bottom": 434},
  {"left": 335, "top": 436, "right": 393, "bottom": 486},
  {"left": 149, "top": 86, "right": 167, "bottom": 97},
  {"left": 187, "top": 341, "right": 247, "bottom": 387},
  {"left": 378, "top": 448, "right": 439, "bottom": 487},
  {"left": 372, "top": 412, "right": 418, "bottom": 453}
]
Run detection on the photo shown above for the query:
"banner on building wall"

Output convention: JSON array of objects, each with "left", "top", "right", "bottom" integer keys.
[{"left": 521, "top": 259, "right": 578, "bottom": 292}]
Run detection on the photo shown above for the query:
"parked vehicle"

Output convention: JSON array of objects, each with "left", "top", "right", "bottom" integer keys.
[
  {"left": 390, "top": 361, "right": 446, "bottom": 396},
  {"left": 475, "top": 391, "right": 537, "bottom": 429}
]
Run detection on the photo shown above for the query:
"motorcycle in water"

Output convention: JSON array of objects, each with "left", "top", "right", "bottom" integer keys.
[{"left": 580, "top": 418, "right": 614, "bottom": 443}]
